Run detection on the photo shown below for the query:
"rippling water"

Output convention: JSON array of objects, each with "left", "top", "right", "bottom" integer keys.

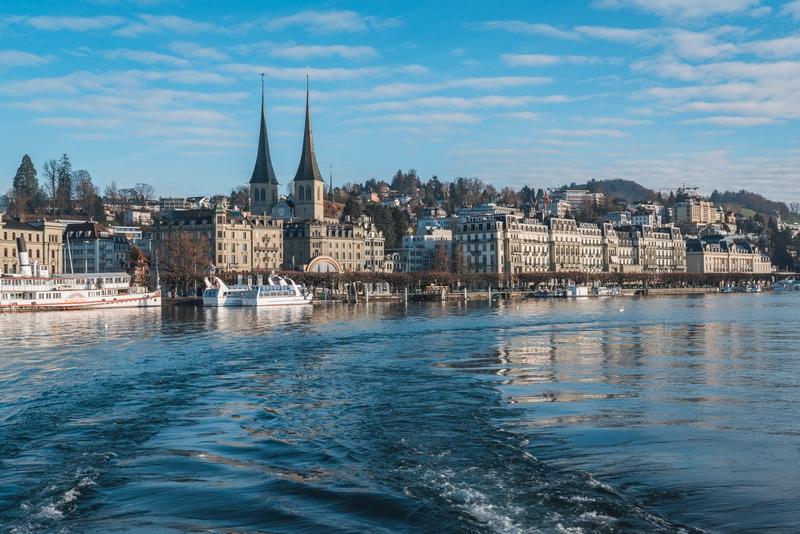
[{"left": 1, "top": 293, "right": 799, "bottom": 533}]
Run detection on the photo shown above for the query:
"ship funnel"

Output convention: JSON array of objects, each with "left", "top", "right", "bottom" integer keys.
[{"left": 16, "top": 237, "right": 32, "bottom": 276}]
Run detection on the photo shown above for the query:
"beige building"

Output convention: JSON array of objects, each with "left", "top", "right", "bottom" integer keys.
[
  {"left": 686, "top": 236, "right": 772, "bottom": 273},
  {"left": 672, "top": 196, "right": 721, "bottom": 228},
  {"left": 547, "top": 218, "right": 582, "bottom": 272},
  {"left": 149, "top": 204, "right": 284, "bottom": 273},
  {"left": 1, "top": 217, "right": 63, "bottom": 274}
]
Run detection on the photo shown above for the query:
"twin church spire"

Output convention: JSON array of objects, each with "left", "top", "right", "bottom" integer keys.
[{"left": 249, "top": 72, "right": 324, "bottom": 220}]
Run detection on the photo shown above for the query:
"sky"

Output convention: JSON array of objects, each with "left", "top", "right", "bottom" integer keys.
[{"left": 2, "top": 0, "right": 800, "bottom": 205}]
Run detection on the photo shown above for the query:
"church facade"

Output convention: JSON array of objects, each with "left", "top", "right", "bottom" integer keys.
[{"left": 248, "top": 78, "right": 384, "bottom": 273}]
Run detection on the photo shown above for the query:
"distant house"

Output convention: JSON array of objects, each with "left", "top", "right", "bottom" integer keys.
[{"left": 124, "top": 209, "right": 152, "bottom": 226}]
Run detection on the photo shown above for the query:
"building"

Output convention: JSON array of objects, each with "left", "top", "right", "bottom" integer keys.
[
  {"left": 249, "top": 79, "right": 280, "bottom": 217},
  {"left": 396, "top": 225, "right": 452, "bottom": 272},
  {"left": 1, "top": 217, "right": 63, "bottom": 274},
  {"left": 672, "top": 195, "right": 720, "bottom": 228},
  {"left": 149, "top": 204, "right": 285, "bottom": 273},
  {"left": 62, "top": 222, "right": 123, "bottom": 274},
  {"left": 686, "top": 235, "right": 772, "bottom": 273},
  {"left": 129, "top": 245, "right": 151, "bottom": 285},
  {"left": 550, "top": 189, "right": 605, "bottom": 215},
  {"left": 159, "top": 197, "right": 208, "bottom": 213},
  {"left": 546, "top": 217, "right": 582, "bottom": 272},
  {"left": 124, "top": 209, "right": 152, "bottom": 227},
  {"left": 605, "top": 211, "right": 631, "bottom": 227}
]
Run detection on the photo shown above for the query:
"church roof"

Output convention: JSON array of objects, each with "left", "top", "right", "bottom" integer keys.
[
  {"left": 250, "top": 80, "right": 279, "bottom": 185},
  {"left": 293, "top": 80, "right": 324, "bottom": 183}
]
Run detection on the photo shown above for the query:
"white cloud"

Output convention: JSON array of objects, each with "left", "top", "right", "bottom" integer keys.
[
  {"left": 499, "top": 112, "right": 544, "bottom": 121},
  {"left": 27, "top": 15, "right": 125, "bottom": 32},
  {"left": 265, "top": 10, "right": 402, "bottom": 34},
  {"left": 501, "top": 54, "right": 605, "bottom": 67},
  {"left": 540, "top": 128, "right": 626, "bottom": 137},
  {"left": 451, "top": 48, "right": 466, "bottom": 57},
  {"left": 104, "top": 49, "right": 190, "bottom": 68},
  {"left": 575, "top": 25, "right": 660, "bottom": 46},
  {"left": 0, "top": 50, "right": 54, "bottom": 67},
  {"left": 219, "top": 63, "right": 427, "bottom": 82},
  {"left": 465, "top": 21, "right": 580, "bottom": 40},
  {"left": 583, "top": 116, "right": 654, "bottom": 126},
  {"left": 590, "top": 0, "right": 763, "bottom": 20},
  {"left": 270, "top": 44, "right": 380, "bottom": 61},
  {"left": 169, "top": 42, "right": 229, "bottom": 61},
  {"left": 779, "top": 0, "right": 800, "bottom": 20},
  {"left": 352, "top": 112, "right": 481, "bottom": 124},
  {"left": 677, "top": 116, "right": 780, "bottom": 126},
  {"left": 359, "top": 95, "right": 544, "bottom": 112},
  {"left": 113, "top": 15, "right": 215, "bottom": 37}
]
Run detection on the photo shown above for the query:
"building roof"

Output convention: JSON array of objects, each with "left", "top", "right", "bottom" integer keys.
[
  {"left": 1, "top": 216, "right": 39, "bottom": 232},
  {"left": 64, "top": 222, "right": 113, "bottom": 240},
  {"left": 293, "top": 80, "right": 324, "bottom": 183},
  {"left": 250, "top": 79, "right": 279, "bottom": 185}
]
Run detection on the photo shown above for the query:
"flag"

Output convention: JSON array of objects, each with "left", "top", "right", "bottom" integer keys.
[
  {"left": 544, "top": 190, "right": 551, "bottom": 208},
  {"left": 210, "top": 263, "right": 216, "bottom": 272}
]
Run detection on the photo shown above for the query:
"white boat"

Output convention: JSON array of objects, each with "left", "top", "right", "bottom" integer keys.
[
  {"left": 772, "top": 279, "right": 800, "bottom": 292},
  {"left": 241, "top": 272, "right": 313, "bottom": 307},
  {"left": 0, "top": 237, "right": 160, "bottom": 311},
  {"left": 202, "top": 277, "right": 247, "bottom": 307}
]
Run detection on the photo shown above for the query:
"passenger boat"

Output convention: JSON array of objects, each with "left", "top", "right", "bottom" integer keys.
[
  {"left": 202, "top": 277, "right": 248, "bottom": 307},
  {"left": 0, "top": 237, "right": 160, "bottom": 311},
  {"left": 241, "top": 272, "right": 313, "bottom": 307},
  {"left": 772, "top": 279, "right": 800, "bottom": 292}
]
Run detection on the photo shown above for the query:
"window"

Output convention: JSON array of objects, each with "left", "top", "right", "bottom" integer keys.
[
  {"left": 3, "top": 248, "right": 6, "bottom": 257},
  {"left": 218, "top": 243, "right": 223, "bottom": 251},
  {"left": 218, "top": 254, "right": 223, "bottom": 263},
  {"left": 242, "top": 244, "right": 247, "bottom": 251},
  {"left": 217, "top": 231, "right": 223, "bottom": 238},
  {"left": 242, "top": 255, "right": 247, "bottom": 264},
  {"left": 231, "top": 244, "right": 236, "bottom": 252},
  {"left": 217, "top": 216, "right": 223, "bottom": 224}
]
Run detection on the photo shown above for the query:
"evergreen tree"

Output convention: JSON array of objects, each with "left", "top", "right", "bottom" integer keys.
[
  {"left": 12, "top": 154, "right": 40, "bottom": 213},
  {"left": 343, "top": 196, "right": 361, "bottom": 220},
  {"left": 57, "top": 153, "right": 73, "bottom": 214}
]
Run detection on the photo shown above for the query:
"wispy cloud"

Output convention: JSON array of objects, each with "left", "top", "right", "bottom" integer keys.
[
  {"left": 27, "top": 15, "right": 125, "bottom": 32},
  {"left": 540, "top": 128, "right": 626, "bottom": 138},
  {"left": 780, "top": 0, "right": 800, "bottom": 20},
  {"left": 104, "top": 49, "right": 190, "bottom": 68},
  {"left": 265, "top": 10, "right": 402, "bottom": 34},
  {"left": 465, "top": 20, "right": 579, "bottom": 40},
  {"left": 677, "top": 115, "right": 780, "bottom": 126},
  {"left": 579, "top": 116, "right": 654, "bottom": 126},
  {"left": 590, "top": 0, "right": 764, "bottom": 20},
  {"left": 169, "top": 42, "right": 229, "bottom": 61},
  {"left": 0, "top": 50, "right": 54, "bottom": 67},
  {"left": 270, "top": 44, "right": 380, "bottom": 61},
  {"left": 113, "top": 15, "right": 216, "bottom": 38},
  {"left": 501, "top": 54, "right": 605, "bottom": 67},
  {"left": 219, "top": 63, "right": 428, "bottom": 82},
  {"left": 351, "top": 112, "right": 481, "bottom": 125}
]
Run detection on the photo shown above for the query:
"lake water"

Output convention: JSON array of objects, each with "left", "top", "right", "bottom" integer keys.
[{"left": 1, "top": 293, "right": 799, "bottom": 533}]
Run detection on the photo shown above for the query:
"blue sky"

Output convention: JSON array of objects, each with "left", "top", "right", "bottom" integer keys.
[{"left": 2, "top": 0, "right": 800, "bottom": 204}]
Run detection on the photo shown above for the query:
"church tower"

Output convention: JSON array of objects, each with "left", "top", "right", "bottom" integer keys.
[
  {"left": 292, "top": 74, "right": 324, "bottom": 222},
  {"left": 250, "top": 75, "right": 279, "bottom": 216}
]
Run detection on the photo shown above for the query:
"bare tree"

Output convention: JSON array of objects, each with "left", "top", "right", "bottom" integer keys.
[
  {"left": 132, "top": 183, "right": 156, "bottom": 205},
  {"left": 104, "top": 181, "right": 120, "bottom": 214},
  {"left": 42, "top": 159, "right": 58, "bottom": 214},
  {"left": 73, "top": 169, "right": 96, "bottom": 214},
  {"left": 160, "top": 232, "right": 210, "bottom": 296}
]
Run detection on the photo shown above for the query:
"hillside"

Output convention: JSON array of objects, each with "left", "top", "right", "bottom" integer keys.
[{"left": 562, "top": 179, "right": 791, "bottom": 217}]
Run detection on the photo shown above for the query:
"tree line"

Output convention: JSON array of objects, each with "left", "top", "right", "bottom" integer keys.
[{"left": 7, "top": 153, "right": 156, "bottom": 221}]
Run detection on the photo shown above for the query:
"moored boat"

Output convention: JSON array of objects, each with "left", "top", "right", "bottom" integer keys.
[
  {"left": 0, "top": 237, "right": 160, "bottom": 311},
  {"left": 202, "top": 277, "right": 247, "bottom": 307},
  {"left": 772, "top": 279, "right": 800, "bottom": 292},
  {"left": 241, "top": 272, "right": 313, "bottom": 306}
]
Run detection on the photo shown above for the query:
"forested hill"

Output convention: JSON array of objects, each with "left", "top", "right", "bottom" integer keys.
[
  {"left": 710, "top": 190, "right": 790, "bottom": 218},
  {"left": 565, "top": 179, "right": 790, "bottom": 216}
]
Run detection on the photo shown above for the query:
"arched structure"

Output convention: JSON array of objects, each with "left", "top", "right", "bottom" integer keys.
[{"left": 304, "top": 254, "right": 342, "bottom": 273}]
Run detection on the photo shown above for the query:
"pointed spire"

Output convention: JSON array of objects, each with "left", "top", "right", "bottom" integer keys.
[
  {"left": 250, "top": 73, "right": 278, "bottom": 185},
  {"left": 293, "top": 70, "right": 324, "bottom": 183},
  {"left": 328, "top": 166, "right": 334, "bottom": 202}
]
